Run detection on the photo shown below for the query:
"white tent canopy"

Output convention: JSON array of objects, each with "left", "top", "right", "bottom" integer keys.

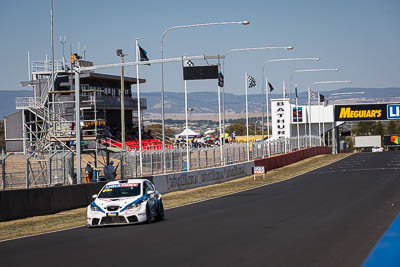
[{"left": 175, "top": 128, "right": 200, "bottom": 139}]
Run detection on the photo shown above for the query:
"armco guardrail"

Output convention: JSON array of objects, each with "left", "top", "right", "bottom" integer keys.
[
  {"left": 254, "top": 147, "right": 332, "bottom": 171},
  {"left": 153, "top": 161, "right": 254, "bottom": 194}
]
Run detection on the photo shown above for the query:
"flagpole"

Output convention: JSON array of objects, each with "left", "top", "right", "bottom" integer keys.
[
  {"left": 217, "top": 82, "right": 223, "bottom": 165},
  {"left": 120, "top": 49, "right": 126, "bottom": 180},
  {"left": 261, "top": 74, "right": 265, "bottom": 141},
  {"left": 318, "top": 92, "right": 321, "bottom": 146},
  {"left": 282, "top": 80, "right": 285, "bottom": 98},
  {"left": 266, "top": 76, "right": 271, "bottom": 157},
  {"left": 295, "top": 86, "right": 300, "bottom": 150},
  {"left": 184, "top": 78, "right": 190, "bottom": 171},
  {"left": 136, "top": 38, "right": 143, "bottom": 176},
  {"left": 308, "top": 87, "right": 312, "bottom": 147},
  {"left": 322, "top": 100, "right": 325, "bottom": 146},
  {"left": 245, "top": 73, "right": 250, "bottom": 161}
]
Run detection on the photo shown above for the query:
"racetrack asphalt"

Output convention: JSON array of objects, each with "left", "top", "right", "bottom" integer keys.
[{"left": 1, "top": 151, "right": 400, "bottom": 267}]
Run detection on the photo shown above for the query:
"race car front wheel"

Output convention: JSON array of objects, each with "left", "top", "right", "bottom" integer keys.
[
  {"left": 155, "top": 200, "right": 164, "bottom": 221},
  {"left": 145, "top": 204, "right": 152, "bottom": 224}
]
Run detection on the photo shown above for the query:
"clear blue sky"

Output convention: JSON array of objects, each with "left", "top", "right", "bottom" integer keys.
[{"left": 0, "top": 0, "right": 399, "bottom": 96}]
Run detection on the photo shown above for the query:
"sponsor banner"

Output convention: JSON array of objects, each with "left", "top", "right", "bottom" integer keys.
[
  {"left": 153, "top": 162, "right": 254, "bottom": 193},
  {"left": 384, "top": 135, "right": 400, "bottom": 146},
  {"left": 271, "top": 99, "right": 291, "bottom": 139},
  {"left": 254, "top": 166, "right": 265, "bottom": 174},
  {"left": 387, "top": 104, "right": 400, "bottom": 119},
  {"left": 334, "top": 104, "right": 387, "bottom": 121},
  {"left": 292, "top": 106, "right": 303, "bottom": 122}
]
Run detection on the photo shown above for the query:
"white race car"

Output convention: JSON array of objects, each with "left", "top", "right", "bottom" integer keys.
[{"left": 87, "top": 179, "right": 164, "bottom": 227}]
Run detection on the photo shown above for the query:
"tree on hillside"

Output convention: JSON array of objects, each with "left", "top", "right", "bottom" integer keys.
[
  {"left": 386, "top": 121, "right": 399, "bottom": 135},
  {"left": 226, "top": 122, "right": 246, "bottom": 136},
  {"left": 352, "top": 122, "right": 374, "bottom": 135},
  {"left": 146, "top": 124, "right": 176, "bottom": 141},
  {"left": 372, "top": 121, "right": 384, "bottom": 136}
]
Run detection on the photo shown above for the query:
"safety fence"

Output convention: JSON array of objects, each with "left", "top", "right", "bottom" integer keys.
[
  {"left": 123, "top": 135, "right": 321, "bottom": 177},
  {"left": 1, "top": 135, "right": 322, "bottom": 190},
  {"left": 0, "top": 145, "right": 330, "bottom": 222}
]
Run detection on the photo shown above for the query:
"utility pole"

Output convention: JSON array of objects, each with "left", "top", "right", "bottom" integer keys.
[{"left": 116, "top": 49, "right": 126, "bottom": 179}]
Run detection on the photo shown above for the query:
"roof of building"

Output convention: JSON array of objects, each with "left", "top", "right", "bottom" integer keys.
[{"left": 20, "top": 72, "right": 146, "bottom": 87}]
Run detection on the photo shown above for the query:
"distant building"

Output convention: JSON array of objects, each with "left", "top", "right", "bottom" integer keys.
[{"left": 4, "top": 56, "right": 147, "bottom": 152}]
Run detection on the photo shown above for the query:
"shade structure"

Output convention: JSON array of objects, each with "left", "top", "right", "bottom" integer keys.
[{"left": 175, "top": 128, "right": 200, "bottom": 139}]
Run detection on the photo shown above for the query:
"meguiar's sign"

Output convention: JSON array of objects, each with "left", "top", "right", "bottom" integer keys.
[{"left": 334, "top": 104, "right": 387, "bottom": 121}]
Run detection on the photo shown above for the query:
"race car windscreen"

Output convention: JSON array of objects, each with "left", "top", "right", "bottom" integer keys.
[{"left": 98, "top": 183, "right": 141, "bottom": 198}]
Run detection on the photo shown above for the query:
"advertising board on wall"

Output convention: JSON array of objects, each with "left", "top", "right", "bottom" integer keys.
[
  {"left": 271, "top": 99, "right": 291, "bottom": 139},
  {"left": 384, "top": 135, "right": 400, "bottom": 146},
  {"left": 292, "top": 106, "right": 303, "bottom": 122},
  {"left": 387, "top": 104, "right": 400, "bottom": 120},
  {"left": 334, "top": 104, "right": 388, "bottom": 121}
]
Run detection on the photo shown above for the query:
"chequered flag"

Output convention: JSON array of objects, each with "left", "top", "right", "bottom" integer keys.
[
  {"left": 247, "top": 74, "right": 256, "bottom": 88},
  {"left": 309, "top": 89, "right": 316, "bottom": 99},
  {"left": 184, "top": 59, "right": 195, "bottom": 67}
]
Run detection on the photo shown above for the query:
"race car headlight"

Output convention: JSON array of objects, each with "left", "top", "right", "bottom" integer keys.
[
  {"left": 125, "top": 202, "right": 140, "bottom": 210},
  {"left": 90, "top": 202, "right": 103, "bottom": 212},
  {"left": 90, "top": 205, "right": 101, "bottom": 211}
]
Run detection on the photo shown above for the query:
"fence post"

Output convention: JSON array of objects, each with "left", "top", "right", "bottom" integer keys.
[
  {"left": 205, "top": 149, "right": 208, "bottom": 167},
  {"left": 150, "top": 152, "right": 153, "bottom": 175},
  {"left": 54, "top": 150, "right": 58, "bottom": 183},
  {"left": 25, "top": 151, "right": 29, "bottom": 189},
  {"left": 2, "top": 149, "right": 6, "bottom": 190},
  {"left": 197, "top": 149, "right": 200, "bottom": 169},
  {"left": 48, "top": 149, "right": 52, "bottom": 185},
  {"left": 62, "top": 148, "right": 65, "bottom": 184},
  {"left": 171, "top": 150, "right": 174, "bottom": 173},
  {"left": 120, "top": 150, "right": 124, "bottom": 180},
  {"left": 135, "top": 152, "right": 138, "bottom": 178},
  {"left": 213, "top": 148, "right": 216, "bottom": 167}
]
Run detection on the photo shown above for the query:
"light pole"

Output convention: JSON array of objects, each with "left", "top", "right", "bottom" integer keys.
[
  {"left": 222, "top": 46, "right": 294, "bottom": 160},
  {"left": 188, "top": 107, "right": 194, "bottom": 123},
  {"left": 261, "top": 57, "right": 320, "bottom": 144},
  {"left": 311, "top": 81, "right": 352, "bottom": 152},
  {"left": 59, "top": 35, "right": 67, "bottom": 68},
  {"left": 255, "top": 120, "right": 258, "bottom": 137},
  {"left": 160, "top": 20, "right": 250, "bottom": 173},
  {"left": 116, "top": 48, "right": 127, "bottom": 179},
  {"left": 291, "top": 68, "right": 340, "bottom": 147}
]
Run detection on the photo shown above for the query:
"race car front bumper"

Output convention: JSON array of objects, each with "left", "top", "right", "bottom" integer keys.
[{"left": 87, "top": 205, "right": 147, "bottom": 227}]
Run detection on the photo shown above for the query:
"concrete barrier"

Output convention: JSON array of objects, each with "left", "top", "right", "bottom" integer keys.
[
  {"left": 153, "top": 161, "right": 254, "bottom": 194},
  {"left": 0, "top": 182, "right": 108, "bottom": 222}
]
